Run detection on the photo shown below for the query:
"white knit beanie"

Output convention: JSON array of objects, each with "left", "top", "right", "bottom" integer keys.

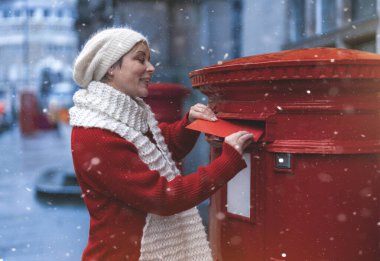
[{"left": 73, "top": 27, "right": 148, "bottom": 88}]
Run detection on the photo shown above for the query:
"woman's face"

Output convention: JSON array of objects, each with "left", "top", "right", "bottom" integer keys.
[{"left": 107, "top": 42, "right": 155, "bottom": 98}]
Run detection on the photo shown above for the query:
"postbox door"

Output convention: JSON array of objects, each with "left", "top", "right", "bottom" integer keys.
[{"left": 209, "top": 147, "right": 266, "bottom": 261}]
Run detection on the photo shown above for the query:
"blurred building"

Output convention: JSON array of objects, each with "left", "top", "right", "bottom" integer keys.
[
  {"left": 242, "top": 0, "right": 379, "bottom": 55},
  {"left": 75, "top": 0, "right": 379, "bottom": 99},
  {"left": 76, "top": 0, "right": 242, "bottom": 84},
  {"left": 75, "top": 0, "right": 243, "bottom": 172},
  {"left": 0, "top": 0, "right": 78, "bottom": 122}
]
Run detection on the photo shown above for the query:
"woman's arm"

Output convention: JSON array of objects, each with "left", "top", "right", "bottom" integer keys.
[
  {"left": 72, "top": 127, "right": 247, "bottom": 216},
  {"left": 158, "top": 113, "right": 199, "bottom": 161},
  {"left": 158, "top": 104, "right": 217, "bottom": 161}
]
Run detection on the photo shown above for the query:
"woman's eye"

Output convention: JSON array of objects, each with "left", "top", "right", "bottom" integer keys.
[{"left": 137, "top": 57, "right": 145, "bottom": 64}]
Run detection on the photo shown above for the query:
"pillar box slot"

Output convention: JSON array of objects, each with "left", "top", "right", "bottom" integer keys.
[{"left": 186, "top": 118, "right": 265, "bottom": 141}]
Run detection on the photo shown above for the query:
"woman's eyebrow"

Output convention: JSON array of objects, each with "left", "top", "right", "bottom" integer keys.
[
  {"left": 135, "top": 51, "right": 146, "bottom": 56},
  {"left": 135, "top": 50, "right": 150, "bottom": 60}
]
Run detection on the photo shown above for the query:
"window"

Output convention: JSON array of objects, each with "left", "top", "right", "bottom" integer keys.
[
  {"left": 4, "top": 10, "right": 11, "bottom": 18},
  {"left": 351, "top": 0, "right": 377, "bottom": 21},
  {"left": 14, "top": 9, "right": 21, "bottom": 17},
  {"left": 289, "top": 0, "right": 306, "bottom": 41},
  {"left": 27, "top": 8, "right": 35, "bottom": 17},
  {"left": 44, "top": 8, "right": 50, "bottom": 17},
  {"left": 351, "top": 39, "right": 376, "bottom": 53},
  {"left": 316, "top": 0, "right": 336, "bottom": 34}
]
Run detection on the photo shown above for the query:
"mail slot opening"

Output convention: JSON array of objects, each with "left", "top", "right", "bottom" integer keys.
[{"left": 187, "top": 118, "right": 265, "bottom": 141}]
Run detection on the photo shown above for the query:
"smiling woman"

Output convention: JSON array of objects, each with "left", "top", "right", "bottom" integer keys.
[
  {"left": 69, "top": 27, "right": 253, "bottom": 261},
  {"left": 102, "top": 41, "right": 155, "bottom": 98}
]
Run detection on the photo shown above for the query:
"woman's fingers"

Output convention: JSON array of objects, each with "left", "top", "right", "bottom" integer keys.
[
  {"left": 225, "top": 131, "right": 253, "bottom": 154},
  {"left": 239, "top": 133, "right": 254, "bottom": 144},
  {"left": 194, "top": 104, "right": 217, "bottom": 120},
  {"left": 240, "top": 133, "right": 254, "bottom": 151},
  {"left": 189, "top": 103, "right": 217, "bottom": 122}
]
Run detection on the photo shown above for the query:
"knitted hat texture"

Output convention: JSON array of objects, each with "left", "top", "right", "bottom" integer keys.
[{"left": 73, "top": 28, "right": 147, "bottom": 88}]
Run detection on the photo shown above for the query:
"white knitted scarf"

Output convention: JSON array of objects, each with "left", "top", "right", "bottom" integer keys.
[{"left": 69, "top": 81, "right": 212, "bottom": 261}]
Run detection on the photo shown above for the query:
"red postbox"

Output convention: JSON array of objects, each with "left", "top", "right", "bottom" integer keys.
[
  {"left": 143, "top": 83, "right": 189, "bottom": 123},
  {"left": 189, "top": 48, "right": 380, "bottom": 261},
  {"left": 19, "top": 90, "right": 39, "bottom": 135}
]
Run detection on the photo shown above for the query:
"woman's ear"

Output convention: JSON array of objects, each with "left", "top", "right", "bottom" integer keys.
[
  {"left": 101, "top": 67, "right": 114, "bottom": 83},
  {"left": 107, "top": 67, "right": 114, "bottom": 76}
]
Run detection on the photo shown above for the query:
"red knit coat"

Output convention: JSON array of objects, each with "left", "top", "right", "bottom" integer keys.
[{"left": 71, "top": 115, "right": 247, "bottom": 261}]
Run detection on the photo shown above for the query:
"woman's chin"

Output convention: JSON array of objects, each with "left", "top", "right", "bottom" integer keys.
[{"left": 139, "top": 89, "right": 149, "bottom": 98}]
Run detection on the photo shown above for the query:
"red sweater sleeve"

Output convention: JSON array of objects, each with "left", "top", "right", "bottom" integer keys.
[
  {"left": 158, "top": 113, "right": 200, "bottom": 161},
  {"left": 71, "top": 127, "right": 246, "bottom": 216}
]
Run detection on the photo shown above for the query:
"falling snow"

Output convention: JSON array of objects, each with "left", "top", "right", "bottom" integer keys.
[
  {"left": 318, "top": 173, "right": 333, "bottom": 183},
  {"left": 337, "top": 213, "right": 347, "bottom": 222},
  {"left": 0, "top": 1, "right": 378, "bottom": 261},
  {"left": 215, "top": 212, "right": 225, "bottom": 220},
  {"left": 91, "top": 157, "right": 100, "bottom": 165}
]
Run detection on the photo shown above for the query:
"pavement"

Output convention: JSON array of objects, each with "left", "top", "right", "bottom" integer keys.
[{"left": 0, "top": 124, "right": 88, "bottom": 261}]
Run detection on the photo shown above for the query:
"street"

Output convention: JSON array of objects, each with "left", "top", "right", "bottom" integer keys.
[{"left": 0, "top": 125, "right": 88, "bottom": 261}]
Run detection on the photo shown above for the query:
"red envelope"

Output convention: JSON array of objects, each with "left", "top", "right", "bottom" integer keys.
[{"left": 186, "top": 118, "right": 264, "bottom": 141}]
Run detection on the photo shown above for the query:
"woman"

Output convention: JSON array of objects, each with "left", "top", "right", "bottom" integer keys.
[{"left": 70, "top": 27, "right": 253, "bottom": 261}]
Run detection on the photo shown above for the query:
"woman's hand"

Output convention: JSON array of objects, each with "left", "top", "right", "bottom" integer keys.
[
  {"left": 188, "top": 103, "right": 217, "bottom": 123},
  {"left": 225, "top": 131, "right": 253, "bottom": 155}
]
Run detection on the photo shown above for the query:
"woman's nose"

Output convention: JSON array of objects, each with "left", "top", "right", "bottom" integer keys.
[{"left": 147, "top": 61, "right": 155, "bottom": 73}]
